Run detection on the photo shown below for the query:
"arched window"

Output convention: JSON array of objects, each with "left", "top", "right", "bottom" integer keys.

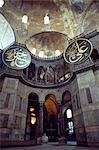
[
  {"left": 91, "top": 49, "right": 99, "bottom": 61},
  {"left": 66, "top": 109, "right": 72, "bottom": 119},
  {"left": 25, "top": 92, "right": 39, "bottom": 140},
  {"left": 61, "top": 91, "right": 71, "bottom": 105},
  {"left": 43, "top": 94, "right": 58, "bottom": 139},
  {"left": 28, "top": 63, "right": 35, "bottom": 80},
  {"left": 37, "top": 66, "right": 45, "bottom": 82},
  {"left": 68, "top": 121, "right": 74, "bottom": 134}
]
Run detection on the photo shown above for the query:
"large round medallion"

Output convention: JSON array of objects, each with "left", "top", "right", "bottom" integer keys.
[
  {"left": 64, "top": 38, "right": 93, "bottom": 64},
  {"left": 2, "top": 45, "right": 31, "bottom": 69}
]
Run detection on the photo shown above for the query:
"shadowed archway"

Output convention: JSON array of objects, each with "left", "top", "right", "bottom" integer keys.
[
  {"left": 43, "top": 94, "right": 58, "bottom": 142},
  {"left": 25, "top": 93, "right": 39, "bottom": 140}
]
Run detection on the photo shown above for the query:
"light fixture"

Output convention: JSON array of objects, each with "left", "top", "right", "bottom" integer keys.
[
  {"left": 31, "top": 113, "right": 36, "bottom": 116},
  {"left": 0, "top": 0, "right": 4, "bottom": 7},
  {"left": 30, "top": 107, "right": 34, "bottom": 112},
  {"left": 31, "top": 116, "right": 36, "bottom": 125},
  {"left": 66, "top": 109, "right": 72, "bottom": 118},
  {"left": 22, "top": 15, "right": 28, "bottom": 24},
  {"left": 65, "top": 73, "right": 71, "bottom": 79},
  {"left": 31, "top": 48, "right": 36, "bottom": 55},
  {"left": 44, "top": 14, "right": 50, "bottom": 25},
  {"left": 55, "top": 50, "right": 61, "bottom": 56},
  {"left": 39, "top": 51, "right": 44, "bottom": 57}
]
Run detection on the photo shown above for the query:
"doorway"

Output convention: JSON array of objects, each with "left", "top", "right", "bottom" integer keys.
[
  {"left": 64, "top": 106, "right": 76, "bottom": 142},
  {"left": 62, "top": 91, "right": 76, "bottom": 144},
  {"left": 25, "top": 93, "right": 39, "bottom": 140},
  {"left": 43, "top": 94, "right": 58, "bottom": 142}
]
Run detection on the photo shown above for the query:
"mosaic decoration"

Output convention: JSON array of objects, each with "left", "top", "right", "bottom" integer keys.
[
  {"left": 2, "top": 45, "right": 31, "bottom": 69},
  {"left": 64, "top": 38, "right": 93, "bottom": 64}
]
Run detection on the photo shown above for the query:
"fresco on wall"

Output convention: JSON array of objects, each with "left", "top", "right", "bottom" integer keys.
[{"left": 82, "top": 1, "right": 99, "bottom": 33}]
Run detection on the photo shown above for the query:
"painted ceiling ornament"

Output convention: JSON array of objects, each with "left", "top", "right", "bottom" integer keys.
[
  {"left": 2, "top": 45, "right": 31, "bottom": 69},
  {"left": 64, "top": 38, "right": 93, "bottom": 64}
]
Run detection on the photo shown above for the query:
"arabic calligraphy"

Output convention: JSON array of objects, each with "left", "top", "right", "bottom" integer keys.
[
  {"left": 3, "top": 46, "right": 31, "bottom": 69},
  {"left": 64, "top": 38, "right": 93, "bottom": 64}
]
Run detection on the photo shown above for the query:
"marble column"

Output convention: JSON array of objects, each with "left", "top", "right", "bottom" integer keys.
[
  {"left": 39, "top": 102, "right": 43, "bottom": 136},
  {"left": 58, "top": 103, "right": 61, "bottom": 136},
  {"left": 35, "top": 67, "right": 38, "bottom": 82}
]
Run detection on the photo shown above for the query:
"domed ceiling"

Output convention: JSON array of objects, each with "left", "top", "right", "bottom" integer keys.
[
  {"left": 0, "top": 0, "right": 99, "bottom": 59},
  {"left": 26, "top": 31, "right": 68, "bottom": 58}
]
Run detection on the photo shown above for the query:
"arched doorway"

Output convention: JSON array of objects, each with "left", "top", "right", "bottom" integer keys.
[
  {"left": 25, "top": 93, "right": 39, "bottom": 140},
  {"left": 62, "top": 91, "right": 76, "bottom": 144},
  {"left": 64, "top": 107, "right": 76, "bottom": 142},
  {"left": 43, "top": 94, "right": 58, "bottom": 142}
]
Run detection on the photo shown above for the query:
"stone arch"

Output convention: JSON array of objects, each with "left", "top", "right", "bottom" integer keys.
[
  {"left": 28, "top": 92, "right": 38, "bottom": 101},
  {"left": 63, "top": 105, "right": 76, "bottom": 142},
  {"left": 45, "top": 66, "right": 55, "bottom": 83},
  {"left": 61, "top": 90, "right": 71, "bottom": 106},
  {"left": 91, "top": 49, "right": 99, "bottom": 61},
  {"left": 43, "top": 94, "right": 58, "bottom": 141},
  {"left": 55, "top": 64, "right": 64, "bottom": 82},
  {"left": 28, "top": 63, "right": 36, "bottom": 80},
  {"left": 37, "top": 66, "right": 46, "bottom": 83},
  {"left": 25, "top": 92, "right": 39, "bottom": 140}
]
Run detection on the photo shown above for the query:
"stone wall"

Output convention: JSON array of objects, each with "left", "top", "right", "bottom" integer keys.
[
  {"left": 76, "top": 70, "right": 99, "bottom": 146},
  {"left": 0, "top": 76, "right": 71, "bottom": 141},
  {"left": 0, "top": 67, "right": 99, "bottom": 146},
  {"left": 70, "top": 77, "right": 87, "bottom": 145}
]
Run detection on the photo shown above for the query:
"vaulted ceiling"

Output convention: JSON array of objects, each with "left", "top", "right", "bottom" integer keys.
[{"left": 1, "top": 0, "right": 99, "bottom": 58}]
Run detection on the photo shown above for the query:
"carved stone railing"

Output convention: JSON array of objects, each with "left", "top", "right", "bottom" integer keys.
[
  {"left": 0, "top": 55, "right": 98, "bottom": 88},
  {"left": 21, "top": 71, "right": 73, "bottom": 88}
]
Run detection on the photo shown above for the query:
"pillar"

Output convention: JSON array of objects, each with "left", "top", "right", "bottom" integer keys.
[
  {"left": 75, "top": 70, "right": 99, "bottom": 146},
  {"left": 0, "top": 77, "right": 19, "bottom": 140},
  {"left": 39, "top": 102, "right": 43, "bottom": 136}
]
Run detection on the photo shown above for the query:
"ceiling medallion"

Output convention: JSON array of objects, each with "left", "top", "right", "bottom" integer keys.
[
  {"left": 64, "top": 38, "right": 93, "bottom": 64},
  {"left": 2, "top": 45, "right": 31, "bottom": 70}
]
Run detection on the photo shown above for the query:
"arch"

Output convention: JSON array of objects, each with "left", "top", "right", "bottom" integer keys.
[
  {"left": 55, "top": 64, "right": 64, "bottom": 82},
  {"left": 43, "top": 94, "right": 58, "bottom": 141},
  {"left": 66, "top": 109, "right": 72, "bottom": 119},
  {"left": 25, "top": 92, "right": 39, "bottom": 140},
  {"left": 44, "top": 94, "right": 58, "bottom": 114},
  {"left": 28, "top": 92, "right": 38, "bottom": 101},
  {"left": 90, "top": 49, "right": 99, "bottom": 61},
  {"left": 61, "top": 90, "right": 71, "bottom": 105},
  {"left": 37, "top": 66, "right": 46, "bottom": 83},
  {"left": 45, "top": 66, "right": 54, "bottom": 83},
  {"left": 28, "top": 92, "right": 39, "bottom": 115},
  {"left": 63, "top": 105, "right": 76, "bottom": 142},
  {"left": 28, "top": 63, "right": 35, "bottom": 80}
]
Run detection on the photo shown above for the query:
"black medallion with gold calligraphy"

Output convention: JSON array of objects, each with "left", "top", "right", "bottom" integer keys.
[
  {"left": 64, "top": 38, "right": 93, "bottom": 64},
  {"left": 2, "top": 45, "right": 31, "bottom": 69}
]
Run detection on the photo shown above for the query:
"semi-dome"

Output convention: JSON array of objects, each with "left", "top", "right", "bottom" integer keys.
[{"left": 26, "top": 31, "right": 68, "bottom": 59}]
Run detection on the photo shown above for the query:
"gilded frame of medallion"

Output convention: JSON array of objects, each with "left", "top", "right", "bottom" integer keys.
[
  {"left": 2, "top": 45, "right": 31, "bottom": 70},
  {"left": 63, "top": 38, "right": 93, "bottom": 64}
]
